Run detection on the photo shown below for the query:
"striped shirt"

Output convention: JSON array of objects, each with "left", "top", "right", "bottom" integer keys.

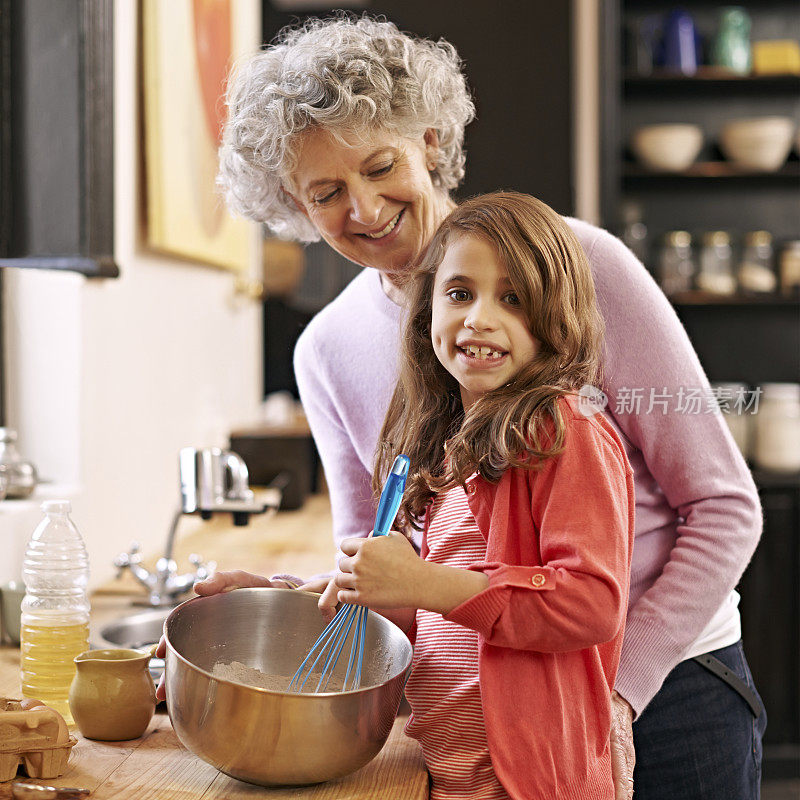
[{"left": 404, "top": 485, "right": 510, "bottom": 800}]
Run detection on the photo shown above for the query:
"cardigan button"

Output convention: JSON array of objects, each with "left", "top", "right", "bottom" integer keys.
[{"left": 531, "top": 574, "right": 546, "bottom": 587}]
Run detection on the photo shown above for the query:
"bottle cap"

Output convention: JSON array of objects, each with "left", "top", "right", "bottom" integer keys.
[{"left": 41, "top": 500, "right": 72, "bottom": 514}]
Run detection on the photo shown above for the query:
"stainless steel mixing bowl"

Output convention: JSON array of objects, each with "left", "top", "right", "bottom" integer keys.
[{"left": 163, "top": 588, "right": 413, "bottom": 786}]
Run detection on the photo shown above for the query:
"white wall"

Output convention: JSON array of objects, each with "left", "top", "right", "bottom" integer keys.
[{"left": 1, "top": 0, "right": 263, "bottom": 587}]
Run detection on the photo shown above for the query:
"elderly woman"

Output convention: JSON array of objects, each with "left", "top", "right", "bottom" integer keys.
[{"left": 159, "top": 16, "right": 765, "bottom": 800}]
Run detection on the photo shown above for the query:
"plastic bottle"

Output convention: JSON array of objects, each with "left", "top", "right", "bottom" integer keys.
[{"left": 20, "top": 500, "right": 90, "bottom": 724}]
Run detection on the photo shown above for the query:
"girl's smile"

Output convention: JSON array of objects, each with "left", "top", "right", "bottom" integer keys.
[{"left": 431, "top": 234, "right": 540, "bottom": 410}]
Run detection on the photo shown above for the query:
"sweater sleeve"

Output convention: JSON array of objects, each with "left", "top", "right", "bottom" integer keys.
[
  {"left": 294, "top": 324, "right": 375, "bottom": 555},
  {"left": 445, "top": 418, "right": 634, "bottom": 653},
  {"left": 587, "top": 228, "right": 762, "bottom": 715}
]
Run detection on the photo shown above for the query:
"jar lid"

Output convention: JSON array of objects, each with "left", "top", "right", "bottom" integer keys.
[
  {"left": 665, "top": 231, "right": 691, "bottom": 246},
  {"left": 702, "top": 231, "right": 730, "bottom": 246},
  {"left": 761, "top": 383, "right": 800, "bottom": 401},
  {"left": 744, "top": 231, "right": 772, "bottom": 246}
]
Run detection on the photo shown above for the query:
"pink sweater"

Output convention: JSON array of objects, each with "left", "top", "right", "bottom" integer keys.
[{"left": 293, "top": 217, "right": 762, "bottom": 716}]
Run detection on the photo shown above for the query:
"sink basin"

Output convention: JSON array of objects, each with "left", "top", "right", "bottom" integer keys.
[{"left": 95, "top": 607, "right": 172, "bottom": 679}]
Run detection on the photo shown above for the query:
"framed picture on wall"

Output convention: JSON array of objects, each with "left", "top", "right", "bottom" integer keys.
[{"left": 141, "top": 0, "right": 259, "bottom": 271}]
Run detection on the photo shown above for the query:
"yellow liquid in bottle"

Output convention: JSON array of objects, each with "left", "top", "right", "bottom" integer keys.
[{"left": 20, "top": 618, "right": 90, "bottom": 725}]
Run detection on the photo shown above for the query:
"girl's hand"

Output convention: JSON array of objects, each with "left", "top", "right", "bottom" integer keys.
[{"left": 335, "top": 532, "right": 426, "bottom": 609}]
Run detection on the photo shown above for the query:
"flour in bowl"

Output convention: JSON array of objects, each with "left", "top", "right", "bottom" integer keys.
[{"left": 211, "top": 660, "right": 349, "bottom": 692}]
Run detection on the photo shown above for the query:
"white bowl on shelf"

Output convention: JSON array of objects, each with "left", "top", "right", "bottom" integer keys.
[
  {"left": 719, "top": 116, "right": 795, "bottom": 172},
  {"left": 631, "top": 124, "right": 704, "bottom": 172}
]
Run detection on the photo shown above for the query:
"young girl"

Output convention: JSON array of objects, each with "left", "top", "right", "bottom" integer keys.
[{"left": 325, "top": 192, "right": 635, "bottom": 800}]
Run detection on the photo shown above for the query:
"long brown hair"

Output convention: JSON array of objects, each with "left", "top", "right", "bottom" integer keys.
[{"left": 373, "top": 191, "right": 604, "bottom": 527}]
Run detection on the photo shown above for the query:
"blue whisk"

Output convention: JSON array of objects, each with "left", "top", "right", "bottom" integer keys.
[{"left": 289, "top": 454, "right": 410, "bottom": 693}]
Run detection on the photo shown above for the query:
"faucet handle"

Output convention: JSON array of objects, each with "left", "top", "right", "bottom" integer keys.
[
  {"left": 155, "top": 556, "right": 178, "bottom": 578},
  {"left": 189, "top": 553, "right": 216, "bottom": 582},
  {"left": 114, "top": 541, "right": 143, "bottom": 575}
]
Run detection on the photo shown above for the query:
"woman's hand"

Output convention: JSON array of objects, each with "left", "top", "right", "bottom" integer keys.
[
  {"left": 318, "top": 575, "right": 340, "bottom": 623},
  {"left": 335, "top": 532, "right": 426, "bottom": 609},
  {"left": 194, "top": 569, "right": 285, "bottom": 595},
  {"left": 154, "top": 570, "right": 324, "bottom": 702},
  {"left": 610, "top": 690, "right": 635, "bottom": 800}
]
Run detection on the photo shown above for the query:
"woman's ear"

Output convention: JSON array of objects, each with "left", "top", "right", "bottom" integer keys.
[
  {"left": 424, "top": 128, "right": 440, "bottom": 171},
  {"left": 281, "top": 185, "right": 309, "bottom": 218}
]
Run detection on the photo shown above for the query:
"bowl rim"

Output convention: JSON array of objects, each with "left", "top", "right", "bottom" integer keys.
[
  {"left": 163, "top": 587, "right": 413, "bottom": 698},
  {"left": 721, "top": 115, "right": 795, "bottom": 127},
  {"left": 632, "top": 123, "right": 703, "bottom": 136}
]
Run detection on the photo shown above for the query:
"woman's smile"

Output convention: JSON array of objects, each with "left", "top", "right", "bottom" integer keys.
[{"left": 361, "top": 209, "right": 404, "bottom": 240}]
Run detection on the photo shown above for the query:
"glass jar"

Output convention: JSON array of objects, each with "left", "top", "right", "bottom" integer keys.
[
  {"left": 738, "top": 231, "right": 776, "bottom": 294},
  {"left": 711, "top": 382, "right": 751, "bottom": 458},
  {"left": 753, "top": 383, "right": 800, "bottom": 473},
  {"left": 779, "top": 240, "right": 800, "bottom": 298},
  {"left": 658, "top": 231, "right": 695, "bottom": 296},
  {"left": 697, "top": 231, "right": 736, "bottom": 295},
  {"left": 620, "top": 201, "right": 648, "bottom": 264}
]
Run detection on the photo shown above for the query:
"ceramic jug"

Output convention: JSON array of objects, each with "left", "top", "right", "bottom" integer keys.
[{"left": 69, "top": 647, "right": 157, "bottom": 741}]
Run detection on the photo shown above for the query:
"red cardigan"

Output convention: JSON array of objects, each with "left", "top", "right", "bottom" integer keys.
[{"left": 428, "top": 395, "right": 635, "bottom": 800}]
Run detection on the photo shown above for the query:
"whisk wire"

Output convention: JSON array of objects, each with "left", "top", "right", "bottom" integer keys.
[
  {"left": 315, "top": 604, "right": 359, "bottom": 692},
  {"left": 288, "top": 603, "right": 351, "bottom": 692}
]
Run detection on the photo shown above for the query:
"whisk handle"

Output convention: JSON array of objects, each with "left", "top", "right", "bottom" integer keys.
[{"left": 373, "top": 455, "right": 409, "bottom": 537}]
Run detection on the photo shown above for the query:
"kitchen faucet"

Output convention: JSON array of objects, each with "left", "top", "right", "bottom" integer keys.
[{"left": 114, "top": 448, "right": 289, "bottom": 607}]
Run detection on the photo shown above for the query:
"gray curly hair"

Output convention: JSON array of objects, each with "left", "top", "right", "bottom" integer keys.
[{"left": 217, "top": 15, "right": 476, "bottom": 242}]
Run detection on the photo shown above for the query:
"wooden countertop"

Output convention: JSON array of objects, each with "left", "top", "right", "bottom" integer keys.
[{"left": 0, "top": 495, "right": 428, "bottom": 799}]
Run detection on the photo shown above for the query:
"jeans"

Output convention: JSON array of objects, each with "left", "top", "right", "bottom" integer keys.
[{"left": 632, "top": 640, "right": 766, "bottom": 800}]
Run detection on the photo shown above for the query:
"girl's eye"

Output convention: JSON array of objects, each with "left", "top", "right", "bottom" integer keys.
[
  {"left": 447, "top": 289, "right": 471, "bottom": 302},
  {"left": 313, "top": 187, "right": 340, "bottom": 206},
  {"left": 504, "top": 292, "right": 521, "bottom": 306}
]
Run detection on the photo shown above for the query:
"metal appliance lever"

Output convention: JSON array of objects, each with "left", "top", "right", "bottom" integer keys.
[{"left": 114, "top": 448, "right": 288, "bottom": 607}]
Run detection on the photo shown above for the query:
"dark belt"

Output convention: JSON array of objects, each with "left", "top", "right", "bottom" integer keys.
[{"left": 692, "top": 653, "right": 762, "bottom": 718}]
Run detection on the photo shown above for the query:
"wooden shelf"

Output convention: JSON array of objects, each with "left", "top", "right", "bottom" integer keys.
[
  {"left": 669, "top": 291, "right": 799, "bottom": 307},
  {"left": 623, "top": 161, "right": 800, "bottom": 182},
  {"left": 625, "top": 71, "right": 800, "bottom": 93}
]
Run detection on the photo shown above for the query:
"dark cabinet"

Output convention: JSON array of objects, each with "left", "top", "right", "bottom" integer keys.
[
  {"left": 739, "top": 478, "right": 800, "bottom": 778},
  {"left": 602, "top": 1, "right": 800, "bottom": 780}
]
